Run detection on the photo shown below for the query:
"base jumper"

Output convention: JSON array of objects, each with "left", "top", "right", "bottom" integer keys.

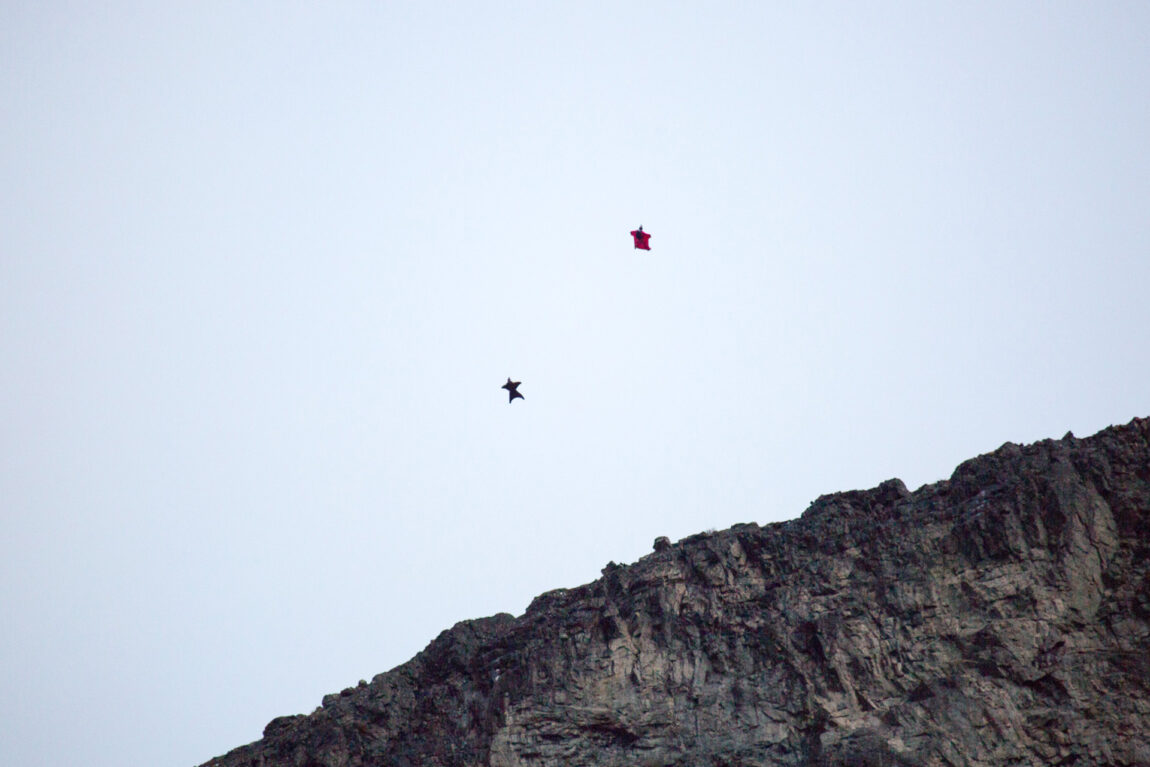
[
  {"left": 502, "top": 378, "right": 524, "bottom": 402},
  {"left": 631, "top": 226, "right": 651, "bottom": 250}
]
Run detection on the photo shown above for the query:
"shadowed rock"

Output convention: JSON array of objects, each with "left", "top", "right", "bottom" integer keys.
[{"left": 200, "top": 417, "right": 1150, "bottom": 767}]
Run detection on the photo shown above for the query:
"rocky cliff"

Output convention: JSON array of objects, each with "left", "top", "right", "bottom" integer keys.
[{"left": 201, "top": 418, "right": 1150, "bottom": 767}]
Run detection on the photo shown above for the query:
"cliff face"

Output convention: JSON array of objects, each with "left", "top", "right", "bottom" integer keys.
[{"left": 202, "top": 418, "right": 1150, "bottom": 767}]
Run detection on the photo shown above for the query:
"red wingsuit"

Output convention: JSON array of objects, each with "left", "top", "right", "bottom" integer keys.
[{"left": 630, "top": 228, "right": 651, "bottom": 250}]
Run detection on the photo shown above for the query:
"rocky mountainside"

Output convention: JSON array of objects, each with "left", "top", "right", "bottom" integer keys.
[{"left": 201, "top": 418, "right": 1150, "bottom": 767}]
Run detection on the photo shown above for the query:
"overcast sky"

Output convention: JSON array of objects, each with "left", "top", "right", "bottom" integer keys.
[{"left": 3, "top": 3, "right": 1148, "bottom": 766}]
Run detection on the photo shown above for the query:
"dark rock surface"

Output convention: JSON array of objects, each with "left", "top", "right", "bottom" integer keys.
[{"left": 201, "top": 418, "right": 1150, "bottom": 767}]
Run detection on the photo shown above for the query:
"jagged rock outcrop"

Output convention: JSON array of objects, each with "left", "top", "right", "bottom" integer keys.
[{"left": 201, "top": 418, "right": 1150, "bottom": 767}]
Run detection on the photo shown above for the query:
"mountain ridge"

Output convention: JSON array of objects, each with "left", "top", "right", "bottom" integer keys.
[{"left": 201, "top": 417, "right": 1150, "bottom": 767}]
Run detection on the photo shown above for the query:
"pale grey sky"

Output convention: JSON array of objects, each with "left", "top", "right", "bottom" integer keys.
[{"left": 2, "top": 3, "right": 1148, "bottom": 766}]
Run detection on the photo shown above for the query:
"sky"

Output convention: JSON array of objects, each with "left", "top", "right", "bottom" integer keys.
[{"left": 2, "top": 3, "right": 1148, "bottom": 765}]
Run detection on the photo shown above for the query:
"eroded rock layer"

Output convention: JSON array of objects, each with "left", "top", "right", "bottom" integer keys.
[{"left": 202, "top": 418, "right": 1150, "bottom": 767}]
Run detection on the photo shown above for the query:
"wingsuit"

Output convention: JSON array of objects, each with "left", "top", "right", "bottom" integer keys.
[
  {"left": 630, "top": 226, "right": 651, "bottom": 250},
  {"left": 502, "top": 378, "right": 524, "bottom": 402}
]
